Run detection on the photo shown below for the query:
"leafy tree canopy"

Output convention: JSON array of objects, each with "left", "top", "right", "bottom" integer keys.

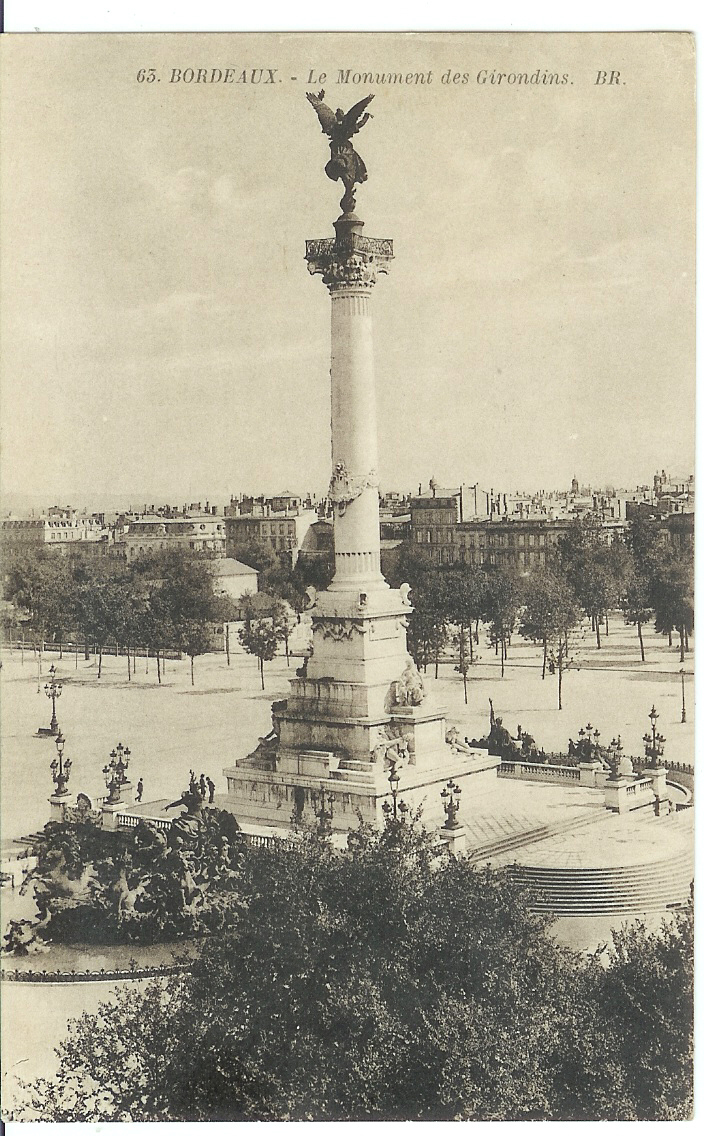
[{"left": 13, "top": 822, "right": 693, "bottom": 1123}]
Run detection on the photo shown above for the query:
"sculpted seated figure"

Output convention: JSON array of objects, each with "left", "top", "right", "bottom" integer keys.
[{"left": 393, "top": 657, "right": 425, "bottom": 708}]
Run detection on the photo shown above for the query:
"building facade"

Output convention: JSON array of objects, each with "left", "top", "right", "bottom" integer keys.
[
  {"left": 225, "top": 507, "right": 324, "bottom": 565},
  {"left": 1, "top": 508, "right": 109, "bottom": 553},
  {"left": 409, "top": 489, "right": 628, "bottom": 572},
  {"left": 116, "top": 512, "right": 226, "bottom": 562}
]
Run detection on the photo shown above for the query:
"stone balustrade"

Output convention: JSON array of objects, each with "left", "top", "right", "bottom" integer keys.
[{"left": 498, "top": 760, "right": 580, "bottom": 784}]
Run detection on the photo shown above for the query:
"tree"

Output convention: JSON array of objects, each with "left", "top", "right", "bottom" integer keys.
[
  {"left": 519, "top": 568, "right": 580, "bottom": 709},
  {"left": 238, "top": 596, "right": 289, "bottom": 688},
  {"left": 139, "top": 590, "right": 176, "bottom": 684},
  {"left": 293, "top": 552, "right": 334, "bottom": 594},
  {"left": 443, "top": 566, "right": 488, "bottom": 702},
  {"left": 73, "top": 578, "right": 127, "bottom": 679},
  {"left": 557, "top": 519, "right": 619, "bottom": 648},
  {"left": 3, "top": 551, "right": 73, "bottom": 663},
  {"left": 650, "top": 552, "right": 693, "bottom": 662},
  {"left": 406, "top": 573, "right": 449, "bottom": 676},
  {"left": 520, "top": 568, "right": 581, "bottom": 692},
  {"left": 483, "top": 569, "right": 522, "bottom": 678},
  {"left": 213, "top": 596, "right": 240, "bottom": 666},
  {"left": 179, "top": 619, "right": 213, "bottom": 686},
  {"left": 15, "top": 824, "right": 693, "bottom": 1122},
  {"left": 384, "top": 540, "right": 435, "bottom": 591},
  {"left": 111, "top": 581, "right": 144, "bottom": 681},
  {"left": 138, "top": 549, "right": 221, "bottom": 680},
  {"left": 621, "top": 565, "right": 653, "bottom": 663},
  {"left": 567, "top": 905, "right": 693, "bottom": 1120},
  {"left": 626, "top": 509, "right": 663, "bottom": 575},
  {"left": 233, "top": 541, "right": 309, "bottom": 611}
]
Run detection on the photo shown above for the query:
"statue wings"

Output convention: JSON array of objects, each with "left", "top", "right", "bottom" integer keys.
[
  {"left": 306, "top": 90, "right": 374, "bottom": 137},
  {"left": 342, "top": 94, "right": 374, "bottom": 135},
  {"left": 306, "top": 89, "right": 337, "bottom": 135}
]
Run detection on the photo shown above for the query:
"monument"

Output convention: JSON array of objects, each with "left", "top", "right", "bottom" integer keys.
[{"left": 223, "top": 94, "right": 499, "bottom": 832}]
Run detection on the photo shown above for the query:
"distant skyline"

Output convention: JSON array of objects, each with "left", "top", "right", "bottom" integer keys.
[
  {"left": 2, "top": 463, "right": 692, "bottom": 519},
  {"left": 1, "top": 33, "right": 695, "bottom": 504}
]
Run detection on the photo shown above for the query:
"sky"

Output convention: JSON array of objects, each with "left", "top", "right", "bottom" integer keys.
[{"left": 0, "top": 31, "right": 695, "bottom": 508}]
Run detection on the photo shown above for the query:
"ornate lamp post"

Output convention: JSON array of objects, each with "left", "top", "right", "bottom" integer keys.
[
  {"left": 440, "top": 779, "right": 462, "bottom": 830},
  {"left": 42, "top": 664, "right": 63, "bottom": 736},
  {"left": 606, "top": 736, "right": 624, "bottom": 780},
  {"left": 643, "top": 705, "right": 666, "bottom": 769},
  {"left": 50, "top": 730, "right": 72, "bottom": 796},
  {"left": 112, "top": 742, "right": 131, "bottom": 787},
  {"left": 312, "top": 786, "right": 335, "bottom": 834},
  {"left": 103, "top": 743, "right": 130, "bottom": 805},
  {"left": 680, "top": 670, "right": 687, "bottom": 724},
  {"left": 577, "top": 722, "right": 602, "bottom": 763},
  {"left": 382, "top": 764, "right": 408, "bottom": 822}
]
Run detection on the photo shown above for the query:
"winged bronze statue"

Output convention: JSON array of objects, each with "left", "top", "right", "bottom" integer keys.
[{"left": 306, "top": 90, "right": 374, "bottom": 214}]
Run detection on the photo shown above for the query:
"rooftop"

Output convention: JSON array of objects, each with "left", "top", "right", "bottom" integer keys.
[{"left": 211, "top": 558, "right": 259, "bottom": 577}]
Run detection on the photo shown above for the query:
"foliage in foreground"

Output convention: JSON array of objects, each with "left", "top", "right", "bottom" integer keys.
[
  {"left": 4, "top": 809, "right": 244, "bottom": 952},
  {"left": 14, "top": 823, "right": 693, "bottom": 1123}
]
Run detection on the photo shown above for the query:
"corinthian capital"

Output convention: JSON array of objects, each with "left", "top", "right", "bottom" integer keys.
[{"left": 305, "top": 234, "right": 393, "bottom": 291}]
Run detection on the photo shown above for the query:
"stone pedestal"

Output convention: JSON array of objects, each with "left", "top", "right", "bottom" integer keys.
[
  {"left": 48, "top": 793, "right": 68, "bottom": 822},
  {"left": 578, "top": 760, "right": 602, "bottom": 787},
  {"left": 101, "top": 800, "right": 124, "bottom": 830},
  {"left": 439, "top": 825, "right": 467, "bottom": 857},
  {"left": 604, "top": 777, "right": 632, "bottom": 814},
  {"left": 648, "top": 766, "right": 671, "bottom": 815},
  {"left": 223, "top": 213, "right": 499, "bottom": 832}
]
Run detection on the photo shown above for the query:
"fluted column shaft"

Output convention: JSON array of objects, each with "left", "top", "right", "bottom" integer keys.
[{"left": 306, "top": 220, "right": 393, "bottom": 593}]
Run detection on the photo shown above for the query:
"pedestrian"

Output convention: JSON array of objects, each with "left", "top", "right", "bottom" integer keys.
[
  {"left": 189, "top": 769, "right": 198, "bottom": 793},
  {"left": 199, "top": 773, "right": 207, "bottom": 798},
  {"left": 136, "top": 777, "right": 144, "bottom": 803},
  {"left": 206, "top": 776, "right": 215, "bottom": 804}
]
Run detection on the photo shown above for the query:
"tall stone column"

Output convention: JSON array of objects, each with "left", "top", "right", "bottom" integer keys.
[
  {"left": 306, "top": 216, "right": 393, "bottom": 593},
  {"left": 221, "top": 100, "right": 500, "bottom": 833}
]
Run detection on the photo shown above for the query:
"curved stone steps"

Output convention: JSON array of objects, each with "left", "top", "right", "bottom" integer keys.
[{"left": 508, "top": 858, "right": 693, "bottom": 916}]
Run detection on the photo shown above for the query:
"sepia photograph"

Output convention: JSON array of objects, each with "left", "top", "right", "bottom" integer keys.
[{"left": 0, "top": 28, "right": 695, "bottom": 1121}]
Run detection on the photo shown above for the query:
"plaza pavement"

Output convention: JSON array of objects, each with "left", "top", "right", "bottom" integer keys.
[{"left": 0, "top": 615, "right": 693, "bottom": 848}]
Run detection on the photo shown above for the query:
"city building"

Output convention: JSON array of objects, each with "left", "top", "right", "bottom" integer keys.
[
  {"left": 0, "top": 507, "right": 110, "bottom": 553},
  {"left": 211, "top": 557, "right": 259, "bottom": 602},
  {"left": 225, "top": 506, "right": 324, "bottom": 566},
  {"left": 115, "top": 510, "right": 226, "bottom": 562},
  {"left": 409, "top": 482, "right": 629, "bottom": 572}
]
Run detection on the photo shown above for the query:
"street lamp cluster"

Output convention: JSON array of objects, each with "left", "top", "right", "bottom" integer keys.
[
  {"left": 103, "top": 743, "right": 131, "bottom": 804},
  {"left": 312, "top": 786, "right": 335, "bottom": 834},
  {"left": 605, "top": 736, "right": 625, "bottom": 780},
  {"left": 643, "top": 705, "right": 666, "bottom": 769},
  {"left": 50, "top": 730, "right": 72, "bottom": 796},
  {"left": 576, "top": 722, "right": 603, "bottom": 763},
  {"left": 44, "top": 665, "right": 63, "bottom": 735},
  {"left": 441, "top": 780, "right": 462, "bottom": 830},
  {"left": 37, "top": 664, "right": 64, "bottom": 737},
  {"left": 382, "top": 764, "right": 409, "bottom": 822}
]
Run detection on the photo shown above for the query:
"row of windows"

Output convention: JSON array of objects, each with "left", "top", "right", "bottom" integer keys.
[
  {"left": 428, "top": 547, "right": 549, "bottom": 567},
  {"left": 413, "top": 509, "right": 457, "bottom": 525},
  {"left": 261, "top": 523, "right": 296, "bottom": 536},
  {"left": 228, "top": 522, "right": 296, "bottom": 537},
  {"left": 415, "top": 528, "right": 556, "bottom": 548},
  {"left": 266, "top": 534, "right": 296, "bottom": 551}
]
